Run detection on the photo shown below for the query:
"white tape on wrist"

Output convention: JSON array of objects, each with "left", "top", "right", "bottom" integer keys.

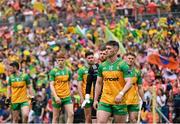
[{"left": 119, "top": 92, "right": 124, "bottom": 96}]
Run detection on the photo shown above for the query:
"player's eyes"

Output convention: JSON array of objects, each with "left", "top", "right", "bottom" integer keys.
[
  {"left": 57, "top": 59, "right": 64, "bottom": 61},
  {"left": 87, "top": 57, "right": 93, "bottom": 59},
  {"left": 106, "top": 47, "right": 111, "bottom": 50},
  {"left": 100, "top": 53, "right": 106, "bottom": 55}
]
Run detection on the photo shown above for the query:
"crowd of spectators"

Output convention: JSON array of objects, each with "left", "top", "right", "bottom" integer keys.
[
  {"left": 0, "top": 0, "right": 180, "bottom": 26},
  {"left": 0, "top": 0, "right": 179, "bottom": 123}
]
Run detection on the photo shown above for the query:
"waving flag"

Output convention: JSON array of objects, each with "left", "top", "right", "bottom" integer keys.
[
  {"left": 147, "top": 54, "right": 179, "bottom": 70},
  {"left": 49, "top": 0, "right": 62, "bottom": 8},
  {"left": 105, "top": 27, "right": 126, "bottom": 54},
  {"left": 75, "top": 25, "right": 87, "bottom": 39}
]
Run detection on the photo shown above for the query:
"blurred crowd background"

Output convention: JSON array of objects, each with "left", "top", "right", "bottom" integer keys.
[{"left": 0, "top": 0, "right": 179, "bottom": 123}]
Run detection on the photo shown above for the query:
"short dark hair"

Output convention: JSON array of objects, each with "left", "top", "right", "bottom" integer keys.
[
  {"left": 99, "top": 44, "right": 106, "bottom": 51},
  {"left": 126, "top": 52, "right": 136, "bottom": 57},
  {"left": 106, "top": 40, "right": 119, "bottom": 49},
  {"left": 85, "top": 51, "right": 94, "bottom": 58},
  {"left": 56, "top": 52, "right": 65, "bottom": 59},
  {"left": 10, "top": 61, "right": 19, "bottom": 70}
]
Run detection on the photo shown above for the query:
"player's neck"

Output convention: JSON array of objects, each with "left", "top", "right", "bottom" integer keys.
[
  {"left": 108, "top": 55, "right": 117, "bottom": 63},
  {"left": 58, "top": 65, "right": 64, "bottom": 70},
  {"left": 129, "top": 64, "right": 134, "bottom": 69},
  {"left": 13, "top": 70, "right": 21, "bottom": 76}
]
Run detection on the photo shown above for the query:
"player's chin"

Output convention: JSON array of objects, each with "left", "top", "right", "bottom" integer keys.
[{"left": 115, "top": 101, "right": 120, "bottom": 104}]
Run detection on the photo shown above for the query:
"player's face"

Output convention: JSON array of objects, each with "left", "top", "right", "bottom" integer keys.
[
  {"left": 126, "top": 55, "right": 135, "bottom": 66},
  {"left": 86, "top": 55, "right": 94, "bottom": 65},
  {"left": 56, "top": 58, "right": 65, "bottom": 66},
  {"left": 9, "top": 66, "right": 16, "bottom": 74},
  {"left": 99, "top": 50, "right": 107, "bottom": 62},
  {"left": 106, "top": 45, "right": 117, "bottom": 58}
]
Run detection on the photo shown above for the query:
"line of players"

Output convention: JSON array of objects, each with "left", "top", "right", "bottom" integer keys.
[{"left": 5, "top": 40, "right": 146, "bottom": 123}]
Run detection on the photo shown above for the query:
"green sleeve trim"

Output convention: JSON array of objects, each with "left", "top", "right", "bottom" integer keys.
[
  {"left": 25, "top": 74, "right": 31, "bottom": 85},
  {"left": 137, "top": 71, "right": 142, "bottom": 85},
  {"left": 49, "top": 69, "right": 55, "bottom": 81},
  {"left": 97, "top": 64, "right": 103, "bottom": 77},
  {"left": 68, "top": 68, "right": 72, "bottom": 81},
  {"left": 119, "top": 61, "right": 130, "bottom": 78},
  {"left": 77, "top": 68, "right": 83, "bottom": 81},
  {"left": 8, "top": 77, "right": 11, "bottom": 86}
]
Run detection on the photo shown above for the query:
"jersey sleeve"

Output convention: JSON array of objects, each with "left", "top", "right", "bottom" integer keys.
[
  {"left": 137, "top": 71, "right": 142, "bottom": 85},
  {"left": 68, "top": 69, "right": 72, "bottom": 81},
  {"left": 49, "top": 70, "right": 55, "bottom": 81},
  {"left": 25, "top": 74, "right": 31, "bottom": 85},
  {"left": 8, "top": 77, "right": 11, "bottom": 86},
  {"left": 119, "top": 61, "right": 131, "bottom": 78},
  {"left": 97, "top": 64, "right": 103, "bottom": 77},
  {"left": 77, "top": 68, "right": 83, "bottom": 81}
]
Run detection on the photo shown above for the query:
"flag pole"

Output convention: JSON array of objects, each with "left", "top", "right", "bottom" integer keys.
[
  {"left": 152, "top": 80, "right": 156, "bottom": 124},
  {"left": 137, "top": 100, "right": 142, "bottom": 124}
]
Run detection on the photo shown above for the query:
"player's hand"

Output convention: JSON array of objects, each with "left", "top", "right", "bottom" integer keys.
[
  {"left": 5, "top": 98, "right": 11, "bottom": 106},
  {"left": 55, "top": 96, "right": 61, "bottom": 104},
  {"left": 81, "top": 94, "right": 90, "bottom": 108},
  {"left": 39, "top": 115, "right": 43, "bottom": 120},
  {"left": 93, "top": 100, "right": 98, "bottom": 110},
  {"left": 142, "top": 101, "right": 147, "bottom": 111},
  {"left": 115, "top": 92, "right": 124, "bottom": 104}
]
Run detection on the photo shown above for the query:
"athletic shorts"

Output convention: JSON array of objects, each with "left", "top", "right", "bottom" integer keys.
[
  {"left": 84, "top": 99, "right": 93, "bottom": 108},
  {"left": 127, "top": 104, "right": 139, "bottom": 112},
  {"left": 11, "top": 101, "right": 29, "bottom": 111},
  {"left": 98, "top": 102, "right": 127, "bottom": 115},
  {"left": 52, "top": 96, "right": 72, "bottom": 109}
]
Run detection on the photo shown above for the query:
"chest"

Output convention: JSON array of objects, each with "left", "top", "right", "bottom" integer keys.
[
  {"left": 10, "top": 76, "right": 25, "bottom": 82},
  {"left": 54, "top": 70, "right": 67, "bottom": 76}
]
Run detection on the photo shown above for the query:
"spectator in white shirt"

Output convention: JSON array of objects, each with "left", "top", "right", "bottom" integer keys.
[{"left": 157, "top": 88, "right": 167, "bottom": 107}]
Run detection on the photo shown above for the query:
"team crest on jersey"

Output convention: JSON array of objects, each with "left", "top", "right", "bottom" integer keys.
[
  {"left": 55, "top": 72, "right": 62, "bottom": 76},
  {"left": 109, "top": 65, "right": 113, "bottom": 70}
]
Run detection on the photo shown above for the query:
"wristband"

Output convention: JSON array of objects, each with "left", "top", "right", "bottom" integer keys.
[
  {"left": 85, "top": 94, "right": 90, "bottom": 99},
  {"left": 119, "top": 91, "right": 124, "bottom": 96}
]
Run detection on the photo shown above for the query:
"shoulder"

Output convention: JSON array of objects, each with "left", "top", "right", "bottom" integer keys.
[
  {"left": 118, "top": 58, "right": 126, "bottom": 65},
  {"left": 100, "top": 61, "right": 108, "bottom": 67},
  {"left": 50, "top": 67, "right": 58, "bottom": 72},
  {"left": 65, "top": 67, "right": 71, "bottom": 72},
  {"left": 22, "top": 73, "right": 29, "bottom": 78},
  {"left": 117, "top": 58, "right": 128, "bottom": 68},
  {"left": 78, "top": 66, "right": 84, "bottom": 71},
  {"left": 134, "top": 68, "right": 141, "bottom": 75},
  {"left": 77, "top": 66, "right": 86, "bottom": 73}
]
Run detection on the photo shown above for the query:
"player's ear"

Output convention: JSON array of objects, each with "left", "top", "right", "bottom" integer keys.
[{"left": 114, "top": 46, "right": 119, "bottom": 52}]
